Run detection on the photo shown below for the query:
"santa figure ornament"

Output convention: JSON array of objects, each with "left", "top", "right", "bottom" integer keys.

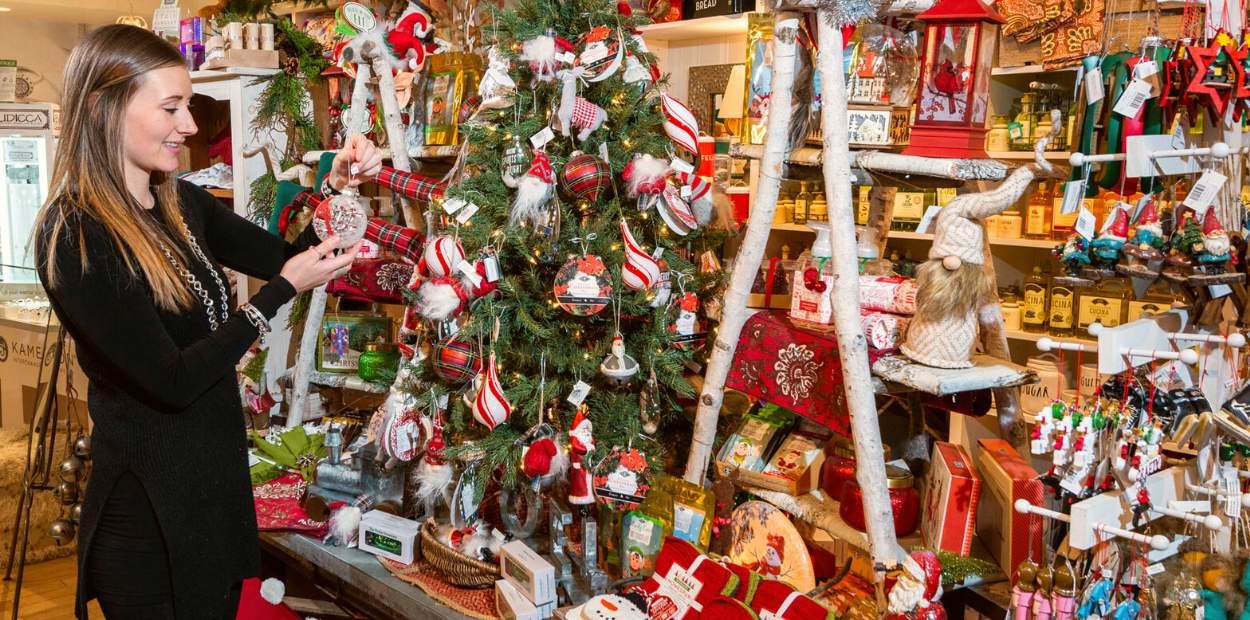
[
  {"left": 623, "top": 154, "right": 669, "bottom": 197},
  {"left": 387, "top": 2, "right": 439, "bottom": 71},
  {"left": 620, "top": 219, "right": 661, "bottom": 291},
  {"left": 423, "top": 235, "right": 465, "bottom": 277},
  {"left": 675, "top": 169, "right": 715, "bottom": 227},
  {"left": 886, "top": 551, "right": 946, "bottom": 620},
  {"left": 568, "top": 407, "right": 596, "bottom": 505},
  {"left": 415, "top": 276, "right": 469, "bottom": 322},
  {"left": 413, "top": 410, "right": 453, "bottom": 513},
  {"left": 519, "top": 30, "right": 574, "bottom": 83},
  {"left": 473, "top": 353, "right": 511, "bottom": 430},
  {"left": 510, "top": 150, "right": 555, "bottom": 228}
]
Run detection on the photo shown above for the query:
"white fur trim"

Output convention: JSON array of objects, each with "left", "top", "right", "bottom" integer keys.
[
  {"left": 416, "top": 280, "right": 463, "bottom": 321},
  {"left": 259, "top": 578, "right": 285, "bottom": 605},
  {"left": 328, "top": 505, "right": 362, "bottom": 546},
  {"left": 627, "top": 155, "right": 670, "bottom": 197},
  {"left": 509, "top": 175, "right": 553, "bottom": 228},
  {"left": 413, "top": 457, "right": 454, "bottom": 510}
]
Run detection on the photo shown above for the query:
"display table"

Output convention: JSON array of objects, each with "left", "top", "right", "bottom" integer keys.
[{"left": 258, "top": 532, "right": 474, "bottom": 620}]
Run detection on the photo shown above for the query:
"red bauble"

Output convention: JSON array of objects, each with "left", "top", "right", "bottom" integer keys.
[
  {"left": 559, "top": 154, "right": 612, "bottom": 203},
  {"left": 431, "top": 337, "right": 482, "bottom": 385}
]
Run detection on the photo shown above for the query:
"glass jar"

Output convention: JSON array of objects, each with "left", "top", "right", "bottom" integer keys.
[
  {"left": 1002, "top": 300, "right": 1022, "bottom": 331},
  {"left": 358, "top": 343, "right": 401, "bottom": 382},
  {"left": 839, "top": 464, "right": 920, "bottom": 536},
  {"left": 998, "top": 210, "right": 1023, "bottom": 239},
  {"left": 820, "top": 438, "right": 892, "bottom": 501}
]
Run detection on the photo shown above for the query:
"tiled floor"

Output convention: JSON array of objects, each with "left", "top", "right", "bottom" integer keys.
[{"left": 0, "top": 555, "right": 100, "bottom": 620}]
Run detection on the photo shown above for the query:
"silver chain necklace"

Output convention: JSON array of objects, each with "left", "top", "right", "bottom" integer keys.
[{"left": 158, "top": 223, "right": 230, "bottom": 331}]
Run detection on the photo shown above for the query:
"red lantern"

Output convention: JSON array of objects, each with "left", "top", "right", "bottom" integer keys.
[{"left": 901, "top": 0, "right": 1005, "bottom": 159}]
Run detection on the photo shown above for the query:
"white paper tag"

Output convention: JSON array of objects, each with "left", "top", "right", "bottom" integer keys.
[
  {"left": 1147, "top": 563, "right": 1166, "bottom": 575},
  {"left": 1075, "top": 206, "right": 1097, "bottom": 239},
  {"left": 248, "top": 453, "right": 262, "bottom": 467},
  {"left": 654, "top": 564, "right": 705, "bottom": 617},
  {"left": 492, "top": 528, "right": 507, "bottom": 542},
  {"left": 1086, "top": 67, "right": 1105, "bottom": 104},
  {"left": 530, "top": 127, "right": 555, "bottom": 149},
  {"left": 652, "top": 247, "right": 665, "bottom": 261},
  {"left": 1183, "top": 170, "right": 1228, "bottom": 215},
  {"left": 916, "top": 206, "right": 942, "bottom": 234},
  {"left": 670, "top": 157, "right": 695, "bottom": 175},
  {"left": 557, "top": 51, "right": 576, "bottom": 64},
  {"left": 442, "top": 197, "right": 467, "bottom": 214},
  {"left": 1061, "top": 180, "right": 1086, "bottom": 215},
  {"left": 455, "top": 202, "right": 480, "bottom": 224},
  {"left": 628, "top": 516, "right": 655, "bottom": 544},
  {"left": 457, "top": 260, "right": 483, "bottom": 287},
  {"left": 809, "top": 488, "right": 824, "bottom": 501},
  {"left": 567, "top": 381, "right": 591, "bottom": 406},
  {"left": 1212, "top": 284, "right": 1233, "bottom": 298},
  {"left": 1223, "top": 470, "right": 1240, "bottom": 515},
  {"left": 1171, "top": 113, "right": 1188, "bottom": 149},
  {"left": 681, "top": 185, "right": 691, "bottom": 199},
  {"left": 1113, "top": 80, "right": 1152, "bottom": 118},
  {"left": 1060, "top": 467, "right": 1085, "bottom": 495},
  {"left": 1134, "top": 60, "right": 1159, "bottom": 79},
  {"left": 599, "top": 142, "right": 610, "bottom": 163},
  {"left": 1102, "top": 567, "right": 1114, "bottom": 579}
]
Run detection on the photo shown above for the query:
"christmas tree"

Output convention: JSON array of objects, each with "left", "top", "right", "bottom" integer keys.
[{"left": 401, "top": 0, "right": 731, "bottom": 503}]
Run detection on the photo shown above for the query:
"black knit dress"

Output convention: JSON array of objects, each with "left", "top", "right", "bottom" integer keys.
[{"left": 36, "top": 180, "right": 315, "bottom": 620}]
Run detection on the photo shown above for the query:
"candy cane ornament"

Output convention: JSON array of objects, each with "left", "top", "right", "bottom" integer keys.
[
  {"left": 423, "top": 236, "right": 465, "bottom": 277},
  {"left": 473, "top": 353, "right": 511, "bottom": 430},
  {"left": 661, "top": 94, "right": 700, "bottom": 154},
  {"left": 620, "top": 219, "right": 661, "bottom": 291}
]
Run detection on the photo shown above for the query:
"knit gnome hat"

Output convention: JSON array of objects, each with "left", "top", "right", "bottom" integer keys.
[
  {"left": 1204, "top": 208, "right": 1227, "bottom": 237},
  {"left": 1100, "top": 207, "right": 1129, "bottom": 242}
]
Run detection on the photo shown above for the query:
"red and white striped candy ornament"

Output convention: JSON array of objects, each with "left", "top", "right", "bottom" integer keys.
[
  {"left": 473, "top": 353, "right": 511, "bottom": 430},
  {"left": 423, "top": 236, "right": 465, "bottom": 277},
  {"left": 661, "top": 94, "right": 700, "bottom": 154},
  {"left": 620, "top": 219, "right": 661, "bottom": 291}
]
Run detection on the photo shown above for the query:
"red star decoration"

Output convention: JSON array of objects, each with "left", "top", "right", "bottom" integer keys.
[
  {"left": 1226, "top": 43, "right": 1250, "bottom": 121},
  {"left": 1185, "top": 39, "right": 1232, "bottom": 119},
  {"left": 1161, "top": 59, "right": 1195, "bottom": 120}
]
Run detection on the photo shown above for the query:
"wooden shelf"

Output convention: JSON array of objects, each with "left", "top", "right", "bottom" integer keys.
[
  {"left": 206, "top": 188, "right": 233, "bottom": 199},
  {"left": 990, "top": 151, "right": 1073, "bottom": 161},
  {"left": 891, "top": 230, "right": 1058, "bottom": 249},
  {"left": 637, "top": 14, "right": 750, "bottom": 41},
  {"left": 992, "top": 65, "right": 1079, "bottom": 76}
]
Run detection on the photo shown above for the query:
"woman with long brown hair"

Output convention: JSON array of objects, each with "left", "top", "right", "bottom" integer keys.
[{"left": 35, "top": 25, "right": 382, "bottom": 619}]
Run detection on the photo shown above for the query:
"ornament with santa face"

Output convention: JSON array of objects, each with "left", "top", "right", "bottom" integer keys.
[
  {"left": 622, "top": 154, "right": 669, "bottom": 212},
  {"left": 592, "top": 446, "right": 652, "bottom": 510},
  {"left": 554, "top": 253, "right": 614, "bottom": 316},
  {"left": 667, "top": 291, "right": 707, "bottom": 351},
  {"left": 600, "top": 332, "right": 640, "bottom": 386},
  {"left": 510, "top": 149, "right": 555, "bottom": 228}
]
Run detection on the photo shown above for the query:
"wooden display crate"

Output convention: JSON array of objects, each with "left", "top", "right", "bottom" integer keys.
[{"left": 201, "top": 49, "right": 280, "bottom": 70}]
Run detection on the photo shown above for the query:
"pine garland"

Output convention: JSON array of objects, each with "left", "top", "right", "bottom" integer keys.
[
  {"left": 909, "top": 547, "right": 1002, "bottom": 585},
  {"left": 241, "top": 348, "right": 269, "bottom": 384},
  {"left": 401, "top": 0, "right": 730, "bottom": 478}
]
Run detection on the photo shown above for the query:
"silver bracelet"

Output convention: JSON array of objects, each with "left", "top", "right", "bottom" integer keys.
[{"left": 239, "top": 303, "right": 272, "bottom": 343}]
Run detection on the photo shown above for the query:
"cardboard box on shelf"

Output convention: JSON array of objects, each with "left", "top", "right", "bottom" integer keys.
[
  {"left": 975, "top": 439, "right": 1043, "bottom": 574},
  {"left": 500, "top": 540, "right": 557, "bottom": 606},
  {"left": 922, "top": 442, "right": 981, "bottom": 556},
  {"left": 357, "top": 510, "right": 420, "bottom": 565}
]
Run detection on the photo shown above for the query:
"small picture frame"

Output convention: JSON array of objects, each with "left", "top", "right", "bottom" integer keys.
[{"left": 316, "top": 313, "right": 393, "bottom": 373}]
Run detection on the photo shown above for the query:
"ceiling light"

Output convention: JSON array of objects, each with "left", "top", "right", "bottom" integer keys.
[{"left": 0, "top": 7, "right": 11, "bottom": 10}]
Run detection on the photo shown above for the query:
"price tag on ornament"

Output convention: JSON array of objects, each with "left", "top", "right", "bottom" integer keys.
[
  {"left": 1132, "top": 195, "right": 1152, "bottom": 224},
  {"left": 681, "top": 185, "right": 691, "bottom": 199},
  {"left": 1135, "top": 60, "right": 1164, "bottom": 96},
  {"left": 1061, "top": 180, "right": 1086, "bottom": 215},
  {"left": 670, "top": 157, "right": 695, "bottom": 176},
  {"left": 455, "top": 202, "right": 480, "bottom": 224},
  {"left": 1075, "top": 206, "right": 1097, "bottom": 239},
  {"left": 442, "top": 197, "right": 467, "bottom": 214},
  {"left": 1182, "top": 169, "right": 1227, "bottom": 215},
  {"left": 1060, "top": 464, "right": 1087, "bottom": 495},
  {"left": 652, "top": 247, "right": 665, "bottom": 261},
  {"left": 1147, "top": 563, "right": 1166, "bottom": 576},
  {"left": 599, "top": 142, "right": 610, "bottom": 164},
  {"left": 1171, "top": 112, "right": 1189, "bottom": 149},
  {"left": 915, "top": 206, "right": 943, "bottom": 234},
  {"left": 1223, "top": 470, "right": 1240, "bottom": 515},
  {"left": 530, "top": 127, "right": 555, "bottom": 149},
  {"left": 1101, "top": 567, "right": 1114, "bottom": 579},
  {"left": 1112, "top": 80, "right": 1152, "bottom": 118},
  {"left": 457, "top": 260, "right": 483, "bottom": 288},
  {"left": 1086, "top": 66, "right": 1105, "bottom": 104},
  {"left": 567, "top": 380, "right": 592, "bottom": 406},
  {"left": 557, "top": 51, "right": 576, "bottom": 64}
]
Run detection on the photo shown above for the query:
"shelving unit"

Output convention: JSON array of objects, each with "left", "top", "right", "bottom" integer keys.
[
  {"left": 771, "top": 224, "right": 1059, "bottom": 250},
  {"left": 991, "top": 65, "right": 1079, "bottom": 76},
  {"left": 206, "top": 188, "right": 234, "bottom": 200},
  {"left": 636, "top": 14, "right": 750, "bottom": 41}
]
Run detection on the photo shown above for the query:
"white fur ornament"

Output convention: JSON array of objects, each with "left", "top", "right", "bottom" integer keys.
[
  {"left": 661, "top": 94, "right": 700, "bottom": 154},
  {"left": 473, "top": 353, "right": 511, "bottom": 430},
  {"left": 519, "top": 33, "right": 572, "bottom": 83},
  {"left": 623, "top": 154, "right": 669, "bottom": 197},
  {"left": 259, "top": 578, "right": 285, "bottom": 606},
  {"left": 510, "top": 150, "right": 556, "bottom": 228},
  {"left": 416, "top": 277, "right": 468, "bottom": 322},
  {"left": 327, "top": 504, "right": 362, "bottom": 546},
  {"left": 620, "top": 219, "right": 661, "bottom": 291},
  {"left": 423, "top": 236, "right": 465, "bottom": 277}
]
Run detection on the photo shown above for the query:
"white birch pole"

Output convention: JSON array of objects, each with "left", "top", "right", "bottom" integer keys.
[
  {"left": 364, "top": 42, "right": 422, "bottom": 232},
  {"left": 815, "top": 12, "right": 904, "bottom": 609},
  {"left": 683, "top": 11, "right": 803, "bottom": 485}
]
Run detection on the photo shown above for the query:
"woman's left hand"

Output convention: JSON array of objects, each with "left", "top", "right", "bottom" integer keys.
[{"left": 327, "top": 134, "right": 384, "bottom": 191}]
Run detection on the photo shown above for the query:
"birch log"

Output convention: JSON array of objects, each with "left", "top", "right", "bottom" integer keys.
[
  {"left": 287, "top": 59, "right": 376, "bottom": 428},
  {"left": 364, "top": 42, "right": 422, "bottom": 233},
  {"left": 815, "top": 13, "right": 904, "bottom": 611},
  {"left": 683, "top": 11, "right": 803, "bottom": 485}
]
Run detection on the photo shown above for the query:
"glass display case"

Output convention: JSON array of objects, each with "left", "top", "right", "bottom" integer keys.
[{"left": 0, "top": 102, "right": 59, "bottom": 283}]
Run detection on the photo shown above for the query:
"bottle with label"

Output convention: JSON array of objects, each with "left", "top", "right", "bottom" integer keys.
[
  {"left": 794, "top": 182, "right": 811, "bottom": 225},
  {"left": 810, "top": 191, "right": 828, "bottom": 221},
  {"left": 1012, "top": 94, "right": 1035, "bottom": 149},
  {"left": 937, "top": 187, "right": 957, "bottom": 206},
  {"left": 1048, "top": 280, "right": 1076, "bottom": 337},
  {"left": 781, "top": 244, "right": 792, "bottom": 260},
  {"left": 1052, "top": 186, "right": 1075, "bottom": 240},
  {"left": 1022, "top": 266, "right": 1050, "bottom": 333},
  {"left": 1025, "top": 181, "right": 1053, "bottom": 239},
  {"left": 1127, "top": 280, "right": 1177, "bottom": 322},
  {"left": 856, "top": 186, "right": 871, "bottom": 226},
  {"left": 999, "top": 210, "right": 1023, "bottom": 239},
  {"left": 986, "top": 116, "right": 1010, "bottom": 152},
  {"left": 891, "top": 189, "right": 926, "bottom": 231},
  {"left": 792, "top": 223, "right": 836, "bottom": 325},
  {"left": 1076, "top": 278, "right": 1130, "bottom": 337}
]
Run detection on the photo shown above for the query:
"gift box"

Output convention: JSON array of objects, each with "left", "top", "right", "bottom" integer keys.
[
  {"left": 500, "top": 540, "right": 557, "bottom": 606},
  {"left": 921, "top": 442, "right": 981, "bottom": 556},
  {"left": 727, "top": 311, "right": 889, "bottom": 435},
  {"left": 495, "top": 580, "right": 539, "bottom": 620},
  {"left": 358, "top": 510, "right": 420, "bottom": 564},
  {"left": 975, "top": 439, "right": 1043, "bottom": 574},
  {"left": 748, "top": 257, "right": 794, "bottom": 310}
]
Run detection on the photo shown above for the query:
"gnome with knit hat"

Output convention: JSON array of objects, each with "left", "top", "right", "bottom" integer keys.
[
  {"left": 901, "top": 110, "right": 1063, "bottom": 369},
  {"left": 1199, "top": 208, "right": 1235, "bottom": 273},
  {"left": 886, "top": 551, "right": 947, "bottom": 620},
  {"left": 1129, "top": 200, "right": 1165, "bottom": 249},
  {"left": 1090, "top": 206, "right": 1129, "bottom": 269},
  {"left": 568, "top": 405, "right": 596, "bottom": 506}
]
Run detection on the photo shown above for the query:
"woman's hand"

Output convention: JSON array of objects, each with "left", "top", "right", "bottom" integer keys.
[
  {"left": 279, "top": 235, "right": 363, "bottom": 292},
  {"left": 327, "top": 134, "right": 384, "bottom": 192}
]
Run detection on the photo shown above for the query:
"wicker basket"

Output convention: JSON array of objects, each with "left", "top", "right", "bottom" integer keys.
[{"left": 419, "top": 523, "right": 501, "bottom": 589}]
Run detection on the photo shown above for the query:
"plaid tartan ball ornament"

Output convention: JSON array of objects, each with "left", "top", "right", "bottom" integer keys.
[
  {"left": 559, "top": 153, "right": 611, "bottom": 203},
  {"left": 431, "top": 337, "right": 482, "bottom": 385}
]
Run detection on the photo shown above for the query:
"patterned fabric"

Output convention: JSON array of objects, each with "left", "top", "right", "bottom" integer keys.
[
  {"left": 253, "top": 471, "right": 328, "bottom": 534},
  {"left": 899, "top": 305, "right": 980, "bottom": 369},
  {"left": 378, "top": 558, "right": 500, "bottom": 620},
  {"left": 367, "top": 219, "right": 424, "bottom": 262},
  {"left": 726, "top": 311, "right": 889, "bottom": 435},
  {"left": 293, "top": 189, "right": 322, "bottom": 214},
  {"left": 326, "top": 259, "right": 415, "bottom": 303},
  {"left": 1011, "top": 0, "right": 1075, "bottom": 42},
  {"left": 572, "top": 97, "right": 600, "bottom": 127},
  {"left": 1039, "top": 0, "right": 1105, "bottom": 69},
  {"left": 375, "top": 167, "right": 446, "bottom": 206}
]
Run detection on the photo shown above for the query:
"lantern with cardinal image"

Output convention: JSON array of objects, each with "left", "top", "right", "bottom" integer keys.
[{"left": 901, "top": 0, "right": 1005, "bottom": 160}]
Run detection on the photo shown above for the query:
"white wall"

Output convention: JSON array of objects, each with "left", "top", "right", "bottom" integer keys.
[
  {"left": 651, "top": 35, "right": 747, "bottom": 103},
  {"left": 0, "top": 18, "right": 86, "bottom": 104}
]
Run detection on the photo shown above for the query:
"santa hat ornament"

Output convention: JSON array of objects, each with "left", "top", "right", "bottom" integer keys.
[
  {"left": 620, "top": 219, "right": 661, "bottom": 291},
  {"left": 522, "top": 436, "right": 558, "bottom": 478},
  {"left": 519, "top": 30, "right": 575, "bottom": 83},
  {"left": 473, "top": 353, "right": 511, "bottom": 430},
  {"left": 510, "top": 150, "right": 555, "bottom": 228},
  {"left": 1100, "top": 207, "right": 1130, "bottom": 242},
  {"left": 675, "top": 169, "right": 715, "bottom": 227},
  {"left": 622, "top": 154, "right": 669, "bottom": 198},
  {"left": 424, "top": 235, "right": 465, "bottom": 277},
  {"left": 416, "top": 276, "right": 469, "bottom": 322},
  {"left": 661, "top": 94, "right": 701, "bottom": 155},
  {"left": 387, "top": 3, "right": 439, "bottom": 71},
  {"left": 413, "top": 410, "right": 453, "bottom": 512}
]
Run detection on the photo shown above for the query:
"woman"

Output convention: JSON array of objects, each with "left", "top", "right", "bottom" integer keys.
[{"left": 35, "top": 25, "right": 382, "bottom": 620}]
